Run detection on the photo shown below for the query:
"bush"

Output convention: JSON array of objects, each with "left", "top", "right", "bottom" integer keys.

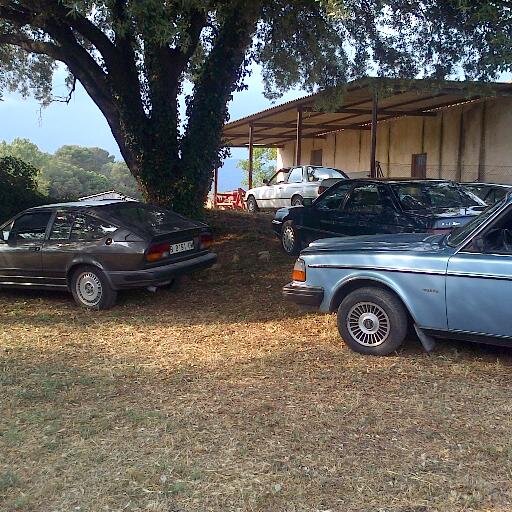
[{"left": 0, "top": 156, "right": 48, "bottom": 223}]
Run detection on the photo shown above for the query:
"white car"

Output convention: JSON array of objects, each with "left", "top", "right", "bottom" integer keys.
[{"left": 245, "top": 165, "right": 349, "bottom": 212}]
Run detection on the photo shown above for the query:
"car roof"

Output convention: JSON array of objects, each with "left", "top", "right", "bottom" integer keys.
[
  {"left": 341, "top": 178, "right": 457, "bottom": 185},
  {"left": 28, "top": 199, "right": 134, "bottom": 211},
  {"left": 463, "top": 182, "right": 512, "bottom": 188}
]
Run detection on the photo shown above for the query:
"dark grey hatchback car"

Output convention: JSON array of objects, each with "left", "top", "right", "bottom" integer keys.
[{"left": 0, "top": 200, "right": 217, "bottom": 309}]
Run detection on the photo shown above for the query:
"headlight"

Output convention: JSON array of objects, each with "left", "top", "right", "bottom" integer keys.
[{"left": 292, "top": 258, "right": 306, "bottom": 282}]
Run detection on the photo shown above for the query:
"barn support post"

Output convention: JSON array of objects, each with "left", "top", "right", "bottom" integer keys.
[
  {"left": 248, "top": 124, "right": 254, "bottom": 190},
  {"left": 213, "top": 167, "right": 218, "bottom": 208},
  {"left": 370, "top": 92, "right": 378, "bottom": 177},
  {"left": 295, "top": 107, "right": 303, "bottom": 166},
  {"left": 478, "top": 101, "right": 487, "bottom": 182}
]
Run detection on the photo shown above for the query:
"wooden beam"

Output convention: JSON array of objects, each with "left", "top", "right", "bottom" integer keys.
[
  {"left": 295, "top": 107, "right": 303, "bottom": 166},
  {"left": 213, "top": 167, "right": 218, "bottom": 208},
  {"left": 303, "top": 107, "right": 437, "bottom": 117},
  {"left": 248, "top": 124, "right": 254, "bottom": 190},
  {"left": 251, "top": 122, "right": 383, "bottom": 131},
  {"left": 478, "top": 101, "right": 487, "bottom": 182},
  {"left": 370, "top": 92, "right": 378, "bottom": 178},
  {"left": 223, "top": 132, "right": 326, "bottom": 141}
]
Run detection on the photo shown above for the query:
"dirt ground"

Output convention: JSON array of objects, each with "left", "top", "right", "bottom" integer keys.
[{"left": 1, "top": 210, "right": 512, "bottom": 512}]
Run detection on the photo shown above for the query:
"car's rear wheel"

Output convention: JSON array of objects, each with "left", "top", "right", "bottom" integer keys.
[
  {"left": 281, "top": 220, "right": 301, "bottom": 256},
  {"left": 337, "top": 287, "right": 407, "bottom": 356},
  {"left": 291, "top": 195, "right": 303, "bottom": 206},
  {"left": 246, "top": 196, "right": 259, "bottom": 213},
  {"left": 71, "top": 265, "right": 117, "bottom": 310}
]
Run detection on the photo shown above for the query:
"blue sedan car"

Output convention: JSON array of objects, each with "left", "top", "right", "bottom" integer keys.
[{"left": 283, "top": 193, "right": 512, "bottom": 356}]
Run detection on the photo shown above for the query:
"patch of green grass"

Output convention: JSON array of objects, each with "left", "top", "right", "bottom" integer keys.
[
  {"left": 15, "top": 378, "right": 66, "bottom": 401},
  {"left": 12, "top": 494, "right": 31, "bottom": 509},
  {"left": 0, "top": 471, "right": 19, "bottom": 492},
  {"left": 123, "top": 408, "right": 166, "bottom": 423},
  {"left": 0, "top": 427, "right": 24, "bottom": 447},
  {"left": 76, "top": 411, "right": 114, "bottom": 439}
]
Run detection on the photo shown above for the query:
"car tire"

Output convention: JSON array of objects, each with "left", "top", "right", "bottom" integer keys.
[
  {"left": 281, "top": 220, "right": 301, "bottom": 256},
  {"left": 337, "top": 287, "right": 408, "bottom": 356},
  {"left": 71, "top": 265, "right": 117, "bottom": 310},
  {"left": 291, "top": 195, "right": 303, "bottom": 206},
  {"left": 246, "top": 196, "right": 259, "bottom": 213}
]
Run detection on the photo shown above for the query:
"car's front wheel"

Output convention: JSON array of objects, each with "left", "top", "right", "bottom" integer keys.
[
  {"left": 337, "top": 287, "right": 408, "bottom": 355},
  {"left": 281, "top": 220, "right": 301, "bottom": 256},
  {"left": 246, "top": 196, "right": 259, "bottom": 213},
  {"left": 71, "top": 265, "right": 117, "bottom": 310}
]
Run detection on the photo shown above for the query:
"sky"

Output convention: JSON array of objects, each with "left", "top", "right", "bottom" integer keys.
[
  {"left": 1, "top": 63, "right": 509, "bottom": 191},
  {"left": 0, "top": 64, "right": 304, "bottom": 161}
]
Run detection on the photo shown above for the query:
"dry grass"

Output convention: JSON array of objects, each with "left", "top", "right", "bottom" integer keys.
[{"left": 1, "top": 210, "right": 512, "bottom": 512}]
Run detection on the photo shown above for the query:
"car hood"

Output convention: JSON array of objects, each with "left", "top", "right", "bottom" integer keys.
[{"left": 304, "top": 233, "right": 446, "bottom": 254}]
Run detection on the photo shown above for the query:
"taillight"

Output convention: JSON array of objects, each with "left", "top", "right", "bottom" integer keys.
[
  {"left": 146, "top": 242, "right": 170, "bottom": 262},
  {"left": 292, "top": 258, "right": 306, "bottom": 282},
  {"left": 199, "top": 232, "right": 213, "bottom": 250}
]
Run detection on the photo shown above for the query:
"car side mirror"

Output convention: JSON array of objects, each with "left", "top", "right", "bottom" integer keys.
[
  {"left": 263, "top": 179, "right": 269, "bottom": 185},
  {"left": 302, "top": 198, "right": 313, "bottom": 207}
]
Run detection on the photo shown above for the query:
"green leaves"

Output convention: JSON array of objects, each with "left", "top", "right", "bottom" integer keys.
[
  {"left": 237, "top": 147, "right": 277, "bottom": 188},
  {"left": 0, "top": 156, "right": 46, "bottom": 221},
  {"left": 0, "top": 1, "right": 510, "bottom": 216},
  {"left": 0, "top": 139, "right": 141, "bottom": 200}
]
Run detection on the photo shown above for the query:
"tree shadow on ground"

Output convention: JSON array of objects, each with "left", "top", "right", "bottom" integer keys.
[{"left": 2, "top": 335, "right": 512, "bottom": 512}]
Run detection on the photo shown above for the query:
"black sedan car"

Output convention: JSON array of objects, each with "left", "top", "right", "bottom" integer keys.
[
  {"left": 272, "top": 179, "right": 487, "bottom": 255},
  {"left": 462, "top": 182, "right": 512, "bottom": 206},
  {"left": 0, "top": 200, "right": 216, "bottom": 309}
]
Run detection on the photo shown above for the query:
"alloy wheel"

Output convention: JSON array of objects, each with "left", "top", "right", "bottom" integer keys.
[
  {"left": 76, "top": 271, "right": 103, "bottom": 307},
  {"left": 347, "top": 301, "right": 390, "bottom": 347},
  {"left": 282, "top": 225, "right": 296, "bottom": 253}
]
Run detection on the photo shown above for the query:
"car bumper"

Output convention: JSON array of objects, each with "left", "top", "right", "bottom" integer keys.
[
  {"left": 106, "top": 252, "right": 217, "bottom": 290},
  {"left": 282, "top": 282, "right": 324, "bottom": 307}
]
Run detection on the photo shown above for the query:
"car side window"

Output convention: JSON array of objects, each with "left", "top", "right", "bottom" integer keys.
[
  {"left": 9, "top": 212, "right": 52, "bottom": 242},
  {"left": 268, "top": 170, "right": 288, "bottom": 186},
  {"left": 70, "top": 214, "right": 117, "bottom": 242},
  {"left": 468, "top": 210, "right": 512, "bottom": 255},
  {"left": 315, "top": 183, "right": 352, "bottom": 211},
  {"left": 49, "top": 211, "right": 76, "bottom": 241},
  {"left": 287, "top": 167, "right": 303, "bottom": 184},
  {"left": 344, "top": 184, "right": 385, "bottom": 214}
]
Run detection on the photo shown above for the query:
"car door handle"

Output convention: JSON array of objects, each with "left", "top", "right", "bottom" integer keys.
[{"left": 28, "top": 246, "right": 41, "bottom": 252}]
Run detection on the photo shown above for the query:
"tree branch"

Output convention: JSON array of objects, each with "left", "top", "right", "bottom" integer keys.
[
  {"left": 169, "top": 8, "right": 206, "bottom": 79},
  {"left": 0, "top": 31, "right": 64, "bottom": 59}
]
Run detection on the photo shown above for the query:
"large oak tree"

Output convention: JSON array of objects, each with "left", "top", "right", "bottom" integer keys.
[{"left": 0, "top": 1, "right": 510, "bottom": 215}]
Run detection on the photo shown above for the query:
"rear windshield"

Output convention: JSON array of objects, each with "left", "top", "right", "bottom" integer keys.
[
  {"left": 391, "top": 182, "right": 485, "bottom": 211},
  {"left": 307, "top": 167, "right": 347, "bottom": 181},
  {"left": 100, "top": 203, "right": 200, "bottom": 236}
]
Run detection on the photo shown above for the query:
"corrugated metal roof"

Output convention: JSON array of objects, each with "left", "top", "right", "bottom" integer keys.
[{"left": 223, "top": 77, "right": 512, "bottom": 148}]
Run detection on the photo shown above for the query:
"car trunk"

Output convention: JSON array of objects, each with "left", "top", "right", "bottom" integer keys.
[
  {"left": 144, "top": 226, "right": 207, "bottom": 267},
  {"left": 408, "top": 206, "right": 486, "bottom": 233},
  {"left": 96, "top": 203, "right": 210, "bottom": 269}
]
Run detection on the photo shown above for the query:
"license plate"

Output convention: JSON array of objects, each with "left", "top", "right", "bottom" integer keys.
[{"left": 169, "top": 240, "right": 194, "bottom": 254}]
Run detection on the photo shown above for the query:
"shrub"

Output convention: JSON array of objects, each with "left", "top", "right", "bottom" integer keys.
[{"left": 0, "top": 156, "right": 48, "bottom": 222}]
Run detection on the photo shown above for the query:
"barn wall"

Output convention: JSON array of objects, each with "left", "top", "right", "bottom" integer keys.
[{"left": 276, "top": 97, "right": 512, "bottom": 183}]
